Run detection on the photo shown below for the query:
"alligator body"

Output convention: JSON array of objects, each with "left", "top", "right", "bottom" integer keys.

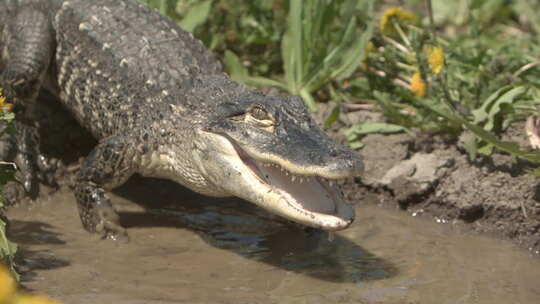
[{"left": 0, "top": 0, "right": 363, "bottom": 240}]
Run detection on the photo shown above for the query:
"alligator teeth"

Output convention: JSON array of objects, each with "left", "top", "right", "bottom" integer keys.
[
  {"left": 291, "top": 175, "right": 296, "bottom": 182},
  {"left": 328, "top": 232, "right": 335, "bottom": 242},
  {"left": 329, "top": 180, "right": 334, "bottom": 187}
]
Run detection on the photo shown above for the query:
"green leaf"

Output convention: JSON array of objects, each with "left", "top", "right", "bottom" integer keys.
[
  {"left": 324, "top": 104, "right": 341, "bottom": 128},
  {"left": 224, "top": 52, "right": 289, "bottom": 91},
  {"left": 333, "top": 10, "right": 375, "bottom": 80},
  {"left": 0, "top": 162, "right": 16, "bottom": 186},
  {"left": 178, "top": 0, "right": 213, "bottom": 32},
  {"left": 304, "top": 0, "right": 375, "bottom": 92},
  {"left": 282, "top": 0, "right": 304, "bottom": 93},
  {"left": 461, "top": 117, "right": 540, "bottom": 163},
  {"left": 0, "top": 219, "right": 17, "bottom": 276},
  {"left": 477, "top": 143, "right": 494, "bottom": 156},
  {"left": 345, "top": 122, "right": 406, "bottom": 140},
  {"left": 299, "top": 89, "right": 318, "bottom": 112},
  {"left": 472, "top": 86, "right": 527, "bottom": 131},
  {"left": 434, "top": 88, "right": 540, "bottom": 164},
  {"left": 245, "top": 77, "right": 288, "bottom": 90},
  {"left": 349, "top": 140, "right": 364, "bottom": 150},
  {"left": 0, "top": 111, "right": 14, "bottom": 121},
  {"left": 461, "top": 131, "right": 478, "bottom": 161},
  {"left": 223, "top": 50, "right": 249, "bottom": 83}
]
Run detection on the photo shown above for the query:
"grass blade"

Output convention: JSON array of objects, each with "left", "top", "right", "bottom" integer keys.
[{"left": 178, "top": 0, "right": 213, "bottom": 32}]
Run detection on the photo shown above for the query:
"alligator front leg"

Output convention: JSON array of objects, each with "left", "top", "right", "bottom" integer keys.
[
  {"left": 0, "top": 4, "right": 54, "bottom": 197},
  {"left": 75, "top": 136, "right": 138, "bottom": 241}
]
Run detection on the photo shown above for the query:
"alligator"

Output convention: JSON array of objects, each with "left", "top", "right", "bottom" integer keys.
[{"left": 0, "top": 0, "right": 364, "bottom": 240}]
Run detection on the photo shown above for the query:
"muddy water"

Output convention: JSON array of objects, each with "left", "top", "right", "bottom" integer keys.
[{"left": 6, "top": 177, "right": 540, "bottom": 304}]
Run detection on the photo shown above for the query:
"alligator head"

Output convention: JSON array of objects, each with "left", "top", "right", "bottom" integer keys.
[{"left": 188, "top": 80, "right": 363, "bottom": 231}]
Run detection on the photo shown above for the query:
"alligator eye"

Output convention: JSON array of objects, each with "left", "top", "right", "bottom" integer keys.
[
  {"left": 249, "top": 104, "right": 270, "bottom": 121},
  {"left": 246, "top": 104, "right": 275, "bottom": 131}
]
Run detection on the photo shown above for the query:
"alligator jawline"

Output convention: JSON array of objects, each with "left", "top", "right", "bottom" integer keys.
[{"left": 230, "top": 142, "right": 355, "bottom": 231}]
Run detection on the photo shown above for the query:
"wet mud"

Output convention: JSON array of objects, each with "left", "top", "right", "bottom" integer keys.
[{"left": 6, "top": 176, "right": 540, "bottom": 304}]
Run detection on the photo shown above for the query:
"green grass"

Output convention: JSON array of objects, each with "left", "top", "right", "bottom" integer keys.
[{"left": 0, "top": 103, "right": 17, "bottom": 275}]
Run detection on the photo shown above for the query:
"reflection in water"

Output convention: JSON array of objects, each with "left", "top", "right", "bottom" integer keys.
[{"left": 153, "top": 206, "right": 396, "bottom": 283}]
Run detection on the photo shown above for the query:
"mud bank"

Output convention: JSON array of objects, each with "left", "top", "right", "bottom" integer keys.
[{"left": 329, "top": 106, "right": 540, "bottom": 254}]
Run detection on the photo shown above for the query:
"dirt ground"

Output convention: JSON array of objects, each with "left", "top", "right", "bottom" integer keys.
[{"left": 330, "top": 106, "right": 540, "bottom": 255}]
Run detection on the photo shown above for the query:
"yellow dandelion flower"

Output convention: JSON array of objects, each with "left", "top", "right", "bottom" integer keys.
[
  {"left": 410, "top": 71, "right": 426, "bottom": 97},
  {"left": 0, "top": 88, "right": 13, "bottom": 112},
  {"left": 12, "top": 294, "right": 62, "bottom": 304},
  {"left": 0, "top": 264, "right": 17, "bottom": 303},
  {"left": 379, "top": 7, "right": 416, "bottom": 36},
  {"left": 426, "top": 46, "right": 445, "bottom": 74}
]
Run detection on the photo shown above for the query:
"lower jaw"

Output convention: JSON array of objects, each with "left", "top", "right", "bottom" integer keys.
[{"left": 252, "top": 191, "right": 355, "bottom": 231}]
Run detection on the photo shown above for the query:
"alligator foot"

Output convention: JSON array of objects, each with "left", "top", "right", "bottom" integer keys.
[
  {"left": 96, "top": 214, "right": 129, "bottom": 243},
  {"left": 35, "top": 153, "right": 61, "bottom": 188},
  {"left": 1, "top": 119, "right": 62, "bottom": 204},
  {"left": 75, "top": 183, "right": 129, "bottom": 242},
  {"left": 74, "top": 136, "right": 136, "bottom": 241}
]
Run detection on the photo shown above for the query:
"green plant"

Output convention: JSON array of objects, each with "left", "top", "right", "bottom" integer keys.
[
  {"left": 0, "top": 217, "right": 17, "bottom": 276},
  {"left": 140, "top": 0, "right": 287, "bottom": 78},
  {"left": 225, "top": 0, "right": 376, "bottom": 111},
  {"left": 0, "top": 90, "right": 17, "bottom": 275},
  {"left": 345, "top": 1, "right": 540, "bottom": 163}
]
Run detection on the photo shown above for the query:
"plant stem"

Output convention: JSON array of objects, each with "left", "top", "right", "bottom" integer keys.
[
  {"left": 425, "top": 0, "right": 437, "bottom": 39},
  {"left": 393, "top": 22, "right": 412, "bottom": 48}
]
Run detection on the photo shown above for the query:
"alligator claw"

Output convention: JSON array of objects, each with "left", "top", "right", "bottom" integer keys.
[
  {"left": 96, "top": 218, "right": 129, "bottom": 243},
  {"left": 22, "top": 178, "right": 32, "bottom": 193},
  {"left": 103, "top": 227, "right": 130, "bottom": 243},
  {"left": 36, "top": 154, "right": 60, "bottom": 187},
  {"left": 12, "top": 123, "right": 41, "bottom": 198}
]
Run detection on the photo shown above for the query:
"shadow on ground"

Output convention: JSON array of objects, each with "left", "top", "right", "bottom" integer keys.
[{"left": 9, "top": 221, "right": 70, "bottom": 282}]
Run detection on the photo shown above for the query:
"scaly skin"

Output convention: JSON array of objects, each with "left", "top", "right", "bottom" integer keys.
[{"left": 0, "top": 0, "right": 363, "bottom": 240}]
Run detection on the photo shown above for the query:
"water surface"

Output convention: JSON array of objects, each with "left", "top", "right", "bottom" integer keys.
[{"left": 7, "top": 177, "right": 540, "bottom": 303}]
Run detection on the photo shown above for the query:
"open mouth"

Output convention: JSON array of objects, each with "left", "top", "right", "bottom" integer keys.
[{"left": 231, "top": 144, "right": 355, "bottom": 231}]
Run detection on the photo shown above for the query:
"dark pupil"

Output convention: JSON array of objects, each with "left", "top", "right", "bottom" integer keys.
[{"left": 252, "top": 107, "right": 267, "bottom": 120}]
